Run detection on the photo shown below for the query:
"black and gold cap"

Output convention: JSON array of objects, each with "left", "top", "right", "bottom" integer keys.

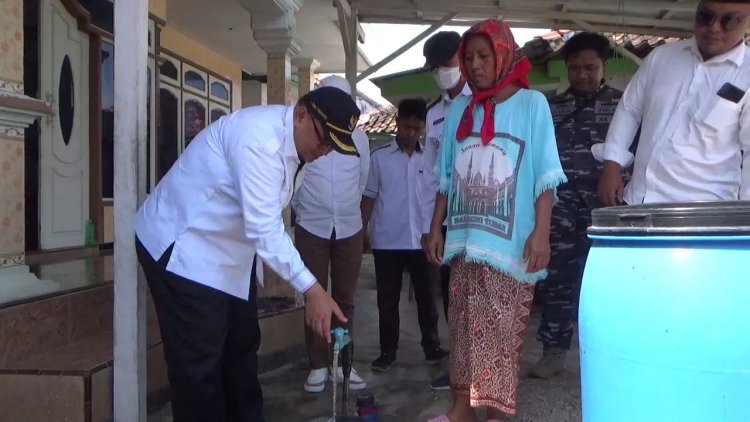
[{"left": 303, "top": 86, "right": 362, "bottom": 156}]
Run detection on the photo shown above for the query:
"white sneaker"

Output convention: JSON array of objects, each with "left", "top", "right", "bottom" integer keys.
[
  {"left": 304, "top": 368, "right": 329, "bottom": 393},
  {"left": 329, "top": 367, "right": 367, "bottom": 391}
]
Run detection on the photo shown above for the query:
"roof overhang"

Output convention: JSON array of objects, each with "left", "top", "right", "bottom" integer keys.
[
  {"left": 353, "top": 0, "right": 698, "bottom": 38},
  {"left": 165, "top": 0, "right": 373, "bottom": 74},
  {"left": 164, "top": 0, "right": 706, "bottom": 80}
]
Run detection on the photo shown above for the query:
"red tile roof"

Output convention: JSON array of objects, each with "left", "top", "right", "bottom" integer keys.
[
  {"left": 357, "top": 107, "right": 397, "bottom": 135},
  {"left": 523, "top": 30, "right": 750, "bottom": 64},
  {"left": 523, "top": 30, "right": 680, "bottom": 63}
]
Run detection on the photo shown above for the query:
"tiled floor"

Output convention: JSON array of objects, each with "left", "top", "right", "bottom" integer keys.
[{"left": 149, "top": 254, "right": 582, "bottom": 422}]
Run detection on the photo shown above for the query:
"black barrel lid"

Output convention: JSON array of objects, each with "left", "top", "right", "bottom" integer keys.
[{"left": 588, "top": 201, "right": 750, "bottom": 236}]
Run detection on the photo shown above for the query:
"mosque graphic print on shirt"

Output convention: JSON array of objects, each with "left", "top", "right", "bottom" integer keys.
[{"left": 449, "top": 134, "right": 525, "bottom": 240}]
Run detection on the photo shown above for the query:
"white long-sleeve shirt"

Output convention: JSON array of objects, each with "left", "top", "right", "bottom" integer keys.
[
  {"left": 135, "top": 105, "right": 315, "bottom": 300},
  {"left": 291, "top": 129, "right": 370, "bottom": 240},
  {"left": 364, "top": 140, "right": 425, "bottom": 250},
  {"left": 417, "top": 83, "right": 473, "bottom": 234},
  {"left": 593, "top": 38, "right": 750, "bottom": 204}
]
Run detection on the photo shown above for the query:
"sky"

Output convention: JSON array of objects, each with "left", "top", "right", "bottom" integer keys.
[{"left": 325, "top": 23, "right": 552, "bottom": 107}]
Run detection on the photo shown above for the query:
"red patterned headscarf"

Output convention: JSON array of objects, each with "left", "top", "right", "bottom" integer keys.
[{"left": 457, "top": 19, "right": 532, "bottom": 145}]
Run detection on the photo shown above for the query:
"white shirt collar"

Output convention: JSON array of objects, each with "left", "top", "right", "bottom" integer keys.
[
  {"left": 389, "top": 138, "right": 423, "bottom": 154},
  {"left": 442, "top": 82, "right": 472, "bottom": 103},
  {"left": 686, "top": 37, "right": 746, "bottom": 67}
]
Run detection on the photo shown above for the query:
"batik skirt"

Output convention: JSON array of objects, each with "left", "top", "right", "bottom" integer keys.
[{"left": 448, "top": 257, "right": 535, "bottom": 415}]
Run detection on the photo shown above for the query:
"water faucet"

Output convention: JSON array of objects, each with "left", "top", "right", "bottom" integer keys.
[
  {"left": 332, "top": 327, "right": 351, "bottom": 352},
  {"left": 331, "top": 328, "right": 351, "bottom": 420}
]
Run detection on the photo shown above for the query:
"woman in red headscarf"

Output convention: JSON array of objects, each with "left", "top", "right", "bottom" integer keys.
[{"left": 424, "top": 20, "right": 566, "bottom": 421}]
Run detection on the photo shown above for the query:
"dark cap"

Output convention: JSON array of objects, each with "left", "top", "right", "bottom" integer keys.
[
  {"left": 302, "top": 86, "right": 361, "bottom": 156},
  {"left": 423, "top": 31, "right": 462, "bottom": 70}
]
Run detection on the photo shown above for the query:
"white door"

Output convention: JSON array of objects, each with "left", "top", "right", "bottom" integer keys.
[{"left": 39, "top": 0, "right": 90, "bottom": 249}]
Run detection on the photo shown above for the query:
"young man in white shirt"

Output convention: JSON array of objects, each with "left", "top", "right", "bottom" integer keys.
[
  {"left": 291, "top": 76, "right": 370, "bottom": 393},
  {"left": 597, "top": 0, "right": 750, "bottom": 205},
  {"left": 135, "top": 87, "right": 360, "bottom": 422},
  {"left": 418, "top": 31, "right": 472, "bottom": 391},
  {"left": 362, "top": 98, "right": 448, "bottom": 373}
]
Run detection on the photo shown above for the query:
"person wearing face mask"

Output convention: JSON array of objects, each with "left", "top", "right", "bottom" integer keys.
[
  {"left": 530, "top": 32, "right": 631, "bottom": 380},
  {"left": 597, "top": 0, "right": 750, "bottom": 206},
  {"left": 418, "top": 31, "right": 473, "bottom": 392}
]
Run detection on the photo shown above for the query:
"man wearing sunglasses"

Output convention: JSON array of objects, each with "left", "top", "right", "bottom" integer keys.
[
  {"left": 597, "top": 0, "right": 750, "bottom": 206},
  {"left": 134, "top": 86, "right": 360, "bottom": 421}
]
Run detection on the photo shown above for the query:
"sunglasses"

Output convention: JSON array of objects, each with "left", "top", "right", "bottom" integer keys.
[{"left": 695, "top": 9, "right": 748, "bottom": 31}]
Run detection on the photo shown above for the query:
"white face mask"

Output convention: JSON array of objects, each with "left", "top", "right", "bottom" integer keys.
[{"left": 433, "top": 66, "right": 461, "bottom": 90}]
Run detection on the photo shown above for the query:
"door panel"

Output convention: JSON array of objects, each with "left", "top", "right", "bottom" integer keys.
[{"left": 39, "top": 0, "right": 90, "bottom": 249}]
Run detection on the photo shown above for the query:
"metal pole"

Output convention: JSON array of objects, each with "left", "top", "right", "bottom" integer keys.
[
  {"left": 346, "top": 8, "right": 359, "bottom": 99},
  {"left": 355, "top": 13, "right": 455, "bottom": 82},
  {"left": 113, "top": 0, "right": 149, "bottom": 420}
]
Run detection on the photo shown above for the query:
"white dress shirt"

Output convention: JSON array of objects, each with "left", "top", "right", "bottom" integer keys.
[
  {"left": 135, "top": 105, "right": 316, "bottom": 300},
  {"left": 417, "top": 83, "right": 473, "bottom": 234},
  {"left": 364, "top": 139, "right": 425, "bottom": 250},
  {"left": 593, "top": 38, "right": 750, "bottom": 204},
  {"left": 292, "top": 129, "right": 370, "bottom": 239}
]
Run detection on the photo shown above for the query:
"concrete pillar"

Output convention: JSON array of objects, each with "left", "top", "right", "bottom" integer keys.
[
  {"left": 266, "top": 54, "right": 293, "bottom": 105},
  {"left": 0, "top": 125, "right": 25, "bottom": 273},
  {"left": 253, "top": 24, "right": 302, "bottom": 105},
  {"left": 292, "top": 57, "right": 320, "bottom": 98},
  {"left": 113, "top": 0, "right": 149, "bottom": 420},
  {"left": 255, "top": 30, "right": 301, "bottom": 226},
  {"left": 0, "top": 0, "right": 28, "bottom": 275},
  {"left": 0, "top": 0, "right": 52, "bottom": 298},
  {"left": 0, "top": 0, "right": 26, "bottom": 274},
  {"left": 0, "top": 121, "right": 48, "bottom": 296},
  {"left": 252, "top": 19, "right": 303, "bottom": 299},
  {"left": 289, "top": 78, "right": 300, "bottom": 105}
]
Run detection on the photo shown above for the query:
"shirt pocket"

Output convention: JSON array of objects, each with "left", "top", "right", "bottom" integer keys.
[
  {"left": 698, "top": 96, "right": 741, "bottom": 135},
  {"left": 693, "top": 96, "right": 741, "bottom": 158}
]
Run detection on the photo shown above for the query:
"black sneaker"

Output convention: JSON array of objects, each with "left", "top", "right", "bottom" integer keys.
[
  {"left": 371, "top": 352, "right": 396, "bottom": 372},
  {"left": 429, "top": 372, "right": 450, "bottom": 391},
  {"left": 425, "top": 347, "right": 449, "bottom": 364}
]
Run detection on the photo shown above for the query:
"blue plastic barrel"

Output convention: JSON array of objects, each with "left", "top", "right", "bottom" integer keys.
[{"left": 579, "top": 201, "right": 750, "bottom": 422}]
